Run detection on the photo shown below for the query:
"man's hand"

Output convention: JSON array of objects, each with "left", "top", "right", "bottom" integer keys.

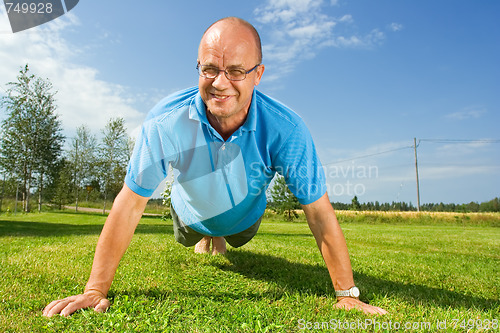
[
  {"left": 43, "top": 290, "right": 110, "bottom": 317},
  {"left": 333, "top": 297, "right": 388, "bottom": 315},
  {"left": 42, "top": 184, "right": 148, "bottom": 318}
]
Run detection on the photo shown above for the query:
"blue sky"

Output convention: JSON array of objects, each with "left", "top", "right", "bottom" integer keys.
[{"left": 1, "top": 0, "right": 499, "bottom": 205}]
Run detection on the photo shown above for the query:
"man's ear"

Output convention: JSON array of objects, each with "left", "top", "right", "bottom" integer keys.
[{"left": 254, "top": 65, "right": 265, "bottom": 86}]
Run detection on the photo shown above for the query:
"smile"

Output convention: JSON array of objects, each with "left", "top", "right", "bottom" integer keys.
[{"left": 212, "top": 94, "right": 231, "bottom": 101}]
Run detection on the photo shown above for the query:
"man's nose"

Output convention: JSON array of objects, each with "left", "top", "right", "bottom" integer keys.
[{"left": 212, "top": 71, "right": 232, "bottom": 89}]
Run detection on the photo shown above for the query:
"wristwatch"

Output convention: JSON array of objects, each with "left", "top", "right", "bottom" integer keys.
[{"left": 335, "top": 286, "right": 360, "bottom": 298}]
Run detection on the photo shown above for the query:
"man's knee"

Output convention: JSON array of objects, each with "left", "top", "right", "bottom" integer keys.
[
  {"left": 171, "top": 204, "right": 204, "bottom": 247},
  {"left": 225, "top": 216, "right": 263, "bottom": 248},
  {"left": 224, "top": 235, "right": 253, "bottom": 248},
  {"left": 174, "top": 229, "right": 203, "bottom": 247},
  {"left": 171, "top": 204, "right": 262, "bottom": 248}
]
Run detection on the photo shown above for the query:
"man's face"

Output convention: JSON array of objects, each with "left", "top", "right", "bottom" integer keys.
[{"left": 198, "top": 23, "right": 264, "bottom": 122}]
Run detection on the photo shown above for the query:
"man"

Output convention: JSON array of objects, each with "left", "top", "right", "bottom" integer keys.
[{"left": 43, "top": 17, "right": 387, "bottom": 317}]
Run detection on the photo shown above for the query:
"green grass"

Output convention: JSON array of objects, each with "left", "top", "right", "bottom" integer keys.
[
  {"left": 0, "top": 199, "right": 167, "bottom": 215},
  {"left": 0, "top": 212, "right": 499, "bottom": 332}
]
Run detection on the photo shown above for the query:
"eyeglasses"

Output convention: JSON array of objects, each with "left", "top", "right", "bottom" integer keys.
[{"left": 196, "top": 63, "right": 260, "bottom": 81}]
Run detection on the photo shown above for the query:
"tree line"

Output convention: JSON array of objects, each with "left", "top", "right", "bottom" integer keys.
[
  {"left": 0, "top": 65, "right": 132, "bottom": 213},
  {"left": 331, "top": 195, "right": 500, "bottom": 213},
  {"left": 265, "top": 181, "right": 500, "bottom": 222}
]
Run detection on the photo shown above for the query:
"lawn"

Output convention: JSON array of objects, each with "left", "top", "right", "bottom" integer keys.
[{"left": 0, "top": 211, "right": 499, "bottom": 332}]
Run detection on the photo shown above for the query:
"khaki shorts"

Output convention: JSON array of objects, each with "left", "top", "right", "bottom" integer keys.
[{"left": 171, "top": 204, "right": 262, "bottom": 248}]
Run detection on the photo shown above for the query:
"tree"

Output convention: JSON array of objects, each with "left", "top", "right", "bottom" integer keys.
[
  {"left": 46, "top": 158, "right": 74, "bottom": 209},
  {"left": 67, "top": 125, "right": 98, "bottom": 211},
  {"left": 161, "top": 165, "right": 174, "bottom": 220},
  {"left": 351, "top": 195, "right": 361, "bottom": 211},
  {"left": 480, "top": 197, "right": 500, "bottom": 212},
  {"left": 269, "top": 175, "right": 300, "bottom": 221},
  {"left": 98, "top": 118, "right": 130, "bottom": 213},
  {"left": 0, "top": 64, "right": 64, "bottom": 212}
]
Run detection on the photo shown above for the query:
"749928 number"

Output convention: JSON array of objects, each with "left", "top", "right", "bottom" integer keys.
[
  {"left": 5, "top": 2, "right": 53, "bottom": 14},
  {"left": 451, "top": 318, "right": 498, "bottom": 330}
]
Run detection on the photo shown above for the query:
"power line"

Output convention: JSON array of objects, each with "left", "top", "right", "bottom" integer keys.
[
  {"left": 322, "top": 138, "right": 494, "bottom": 166},
  {"left": 413, "top": 138, "right": 500, "bottom": 211},
  {"left": 323, "top": 145, "right": 414, "bottom": 166},
  {"left": 413, "top": 138, "right": 420, "bottom": 211},
  {"left": 322, "top": 137, "right": 499, "bottom": 208},
  {"left": 419, "top": 139, "right": 500, "bottom": 144}
]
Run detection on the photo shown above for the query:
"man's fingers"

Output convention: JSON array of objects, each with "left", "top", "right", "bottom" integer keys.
[
  {"left": 43, "top": 299, "right": 60, "bottom": 316},
  {"left": 375, "top": 306, "right": 388, "bottom": 315},
  {"left": 42, "top": 293, "right": 108, "bottom": 317},
  {"left": 43, "top": 298, "right": 75, "bottom": 317},
  {"left": 94, "top": 298, "right": 111, "bottom": 313},
  {"left": 59, "top": 296, "right": 92, "bottom": 317},
  {"left": 334, "top": 297, "right": 388, "bottom": 316},
  {"left": 43, "top": 296, "right": 78, "bottom": 317},
  {"left": 364, "top": 304, "right": 388, "bottom": 315}
]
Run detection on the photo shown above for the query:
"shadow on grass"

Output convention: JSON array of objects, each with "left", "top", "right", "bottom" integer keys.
[
  {"left": 0, "top": 220, "right": 173, "bottom": 237},
  {"left": 212, "top": 250, "right": 499, "bottom": 311},
  {"left": 255, "top": 231, "right": 315, "bottom": 238}
]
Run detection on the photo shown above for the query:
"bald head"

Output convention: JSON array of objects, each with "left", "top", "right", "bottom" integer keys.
[{"left": 199, "top": 17, "right": 262, "bottom": 64}]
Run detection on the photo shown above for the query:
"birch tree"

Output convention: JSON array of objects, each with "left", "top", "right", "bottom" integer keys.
[
  {"left": 0, "top": 65, "right": 64, "bottom": 212},
  {"left": 269, "top": 175, "right": 300, "bottom": 221},
  {"left": 98, "top": 117, "right": 129, "bottom": 212}
]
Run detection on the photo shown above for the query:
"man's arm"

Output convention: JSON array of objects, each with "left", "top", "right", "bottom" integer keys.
[
  {"left": 302, "top": 193, "right": 387, "bottom": 315},
  {"left": 43, "top": 184, "right": 149, "bottom": 317}
]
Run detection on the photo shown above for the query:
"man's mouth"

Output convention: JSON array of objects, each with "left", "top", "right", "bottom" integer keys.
[{"left": 212, "top": 94, "right": 231, "bottom": 101}]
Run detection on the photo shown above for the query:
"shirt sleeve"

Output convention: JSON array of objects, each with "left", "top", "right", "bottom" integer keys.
[
  {"left": 273, "top": 121, "right": 327, "bottom": 205},
  {"left": 125, "top": 118, "right": 176, "bottom": 197}
]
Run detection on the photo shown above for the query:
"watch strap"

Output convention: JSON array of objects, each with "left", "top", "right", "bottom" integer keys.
[
  {"left": 335, "top": 290, "right": 351, "bottom": 297},
  {"left": 335, "top": 286, "right": 359, "bottom": 298}
]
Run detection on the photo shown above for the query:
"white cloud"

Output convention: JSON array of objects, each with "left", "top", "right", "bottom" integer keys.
[
  {"left": 445, "top": 107, "right": 486, "bottom": 120},
  {"left": 255, "top": 0, "right": 323, "bottom": 23},
  {"left": 432, "top": 140, "right": 493, "bottom": 159},
  {"left": 254, "top": 0, "right": 387, "bottom": 82},
  {"left": 0, "top": 7, "right": 145, "bottom": 139},
  {"left": 339, "top": 14, "right": 353, "bottom": 23},
  {"left": 389, "top": 22, "right": 403, "bottom": 32},
  {"left": 420, "top": 165, "right": 498, "bottom": 180},
  {"left": 414, "top": 139, "right": 499, "bottom": 182}
]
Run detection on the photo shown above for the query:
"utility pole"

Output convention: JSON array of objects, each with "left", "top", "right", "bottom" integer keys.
[
  {"left": 414, "top": 138, "right": 421, "bottom": 212},
  {"left": 75, "top": 138, "right": 79, "bottom": 212}
]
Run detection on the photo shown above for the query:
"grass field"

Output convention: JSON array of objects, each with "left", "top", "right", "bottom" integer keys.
[{"left": 0, "top": 211, "right": 499, "bottom": 332}]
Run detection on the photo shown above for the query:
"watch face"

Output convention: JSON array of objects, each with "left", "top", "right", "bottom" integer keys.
[{"left": 350, "top": 287, "right": 360, "bottom": 298}]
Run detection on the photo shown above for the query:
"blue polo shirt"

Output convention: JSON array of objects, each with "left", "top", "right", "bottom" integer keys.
[{"left": 125, "top": 87, "right": 326, "bottom": 236}]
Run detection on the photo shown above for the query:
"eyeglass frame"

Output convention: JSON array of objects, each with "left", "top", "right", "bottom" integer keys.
[{"left": 196, "top": 63, "right": 261, "bottom": 81}]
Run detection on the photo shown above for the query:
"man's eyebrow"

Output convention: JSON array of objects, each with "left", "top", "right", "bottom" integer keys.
[
  {"left": 200, "top": 62, "right": 245, "bottom": 69},
  {"left": 200, "top": 62, "right": 218, "bottom": 67},
  {"left": 226, "top": 64, "right": 245, "bottom": 69}
]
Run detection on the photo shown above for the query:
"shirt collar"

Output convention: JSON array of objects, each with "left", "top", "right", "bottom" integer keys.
[
  {"left": 242, "top": 89, "right": 257, "bottom": 132},
  {"left": 189, "top": 90, "right": 210, "bottom": 125},
  {"left": 189, "top": 88, "right": 257, "bottom": 133}
]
